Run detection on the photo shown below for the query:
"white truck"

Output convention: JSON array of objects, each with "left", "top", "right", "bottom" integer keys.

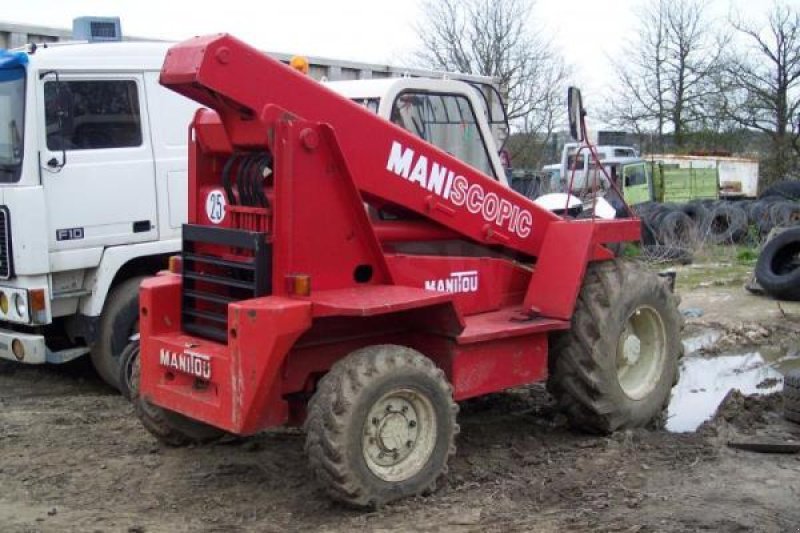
[{"left": 0, "top": 25, "right": 507, "bottom": 391}]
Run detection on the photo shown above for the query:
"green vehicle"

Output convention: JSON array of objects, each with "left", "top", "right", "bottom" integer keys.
[{"left": 619, "top": 160, "right": 718, "bottom": 206}]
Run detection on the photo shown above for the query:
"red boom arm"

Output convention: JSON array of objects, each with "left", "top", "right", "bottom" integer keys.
[{"left": 160, "top": 34, "right": 560, "bottom": 257}]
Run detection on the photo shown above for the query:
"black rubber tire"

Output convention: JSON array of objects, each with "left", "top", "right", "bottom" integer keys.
[
  {"left": 754, "top": 227, "right": 800, "bottom": 301},
  {"left": 784, "top": 370, "right": 800, "bottom": 424},
  {"left": 680, "top": 202, "right": 708, "bottom": 226},
  {"left": 129, "top": 342, "right": 226, "bottom": 446},
  {"left": 657, "top": 210, "right": 697, "bottom": 247},
  {"left": 759, "top": 179, "right": 800, "bottom": 201},
  {"left": 90, "top": 276, "right": 146, "bottom": 391},
  {"left": 634, "top": 203, "right": 663, "bottom": 245},
  {"left": 769, "top": 201, "right": 800, "bottom": 228},
  {"left": 548, "top": 260, "right": 683, "bottom": 434},
  {"left": 748, "top": 200, "right": 771, "bottom": 227},
  {"left": 118, "top": 340, "right": 139, "bottom": 400},
  {"left": 304, "top": 345, "right": 458, "bottom": 508},
  {"left": 700, "top": 203, "right": 748, "bottom": 244}
]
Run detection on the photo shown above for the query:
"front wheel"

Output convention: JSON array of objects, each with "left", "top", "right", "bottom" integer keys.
[
  {"left": 304, "top": 345, "right": 458, "bottom": 508},
  {"left": 548, "top": 260, "right": 683, "bottom": 433}
]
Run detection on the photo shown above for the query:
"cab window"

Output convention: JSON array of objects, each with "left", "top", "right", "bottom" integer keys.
[
  {"left": 45, "top": 80, "right": 142, "bottom": 150},
  {"left": 566, "top": 153, "right": 586, "bottom": 171},
  {"left": 391, "top": 92, "right": 495, "bottom": 177},
  {"left": 624, "top": 164, "right": 647, "bottom": 186}
]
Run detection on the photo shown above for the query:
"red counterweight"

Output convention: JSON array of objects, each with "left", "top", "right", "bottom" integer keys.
[{"left": 137, "top": 33, "right": 640, "bottom": 438}]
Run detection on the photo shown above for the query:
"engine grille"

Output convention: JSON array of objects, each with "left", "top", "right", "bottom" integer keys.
[
  {"left": 181, "top": 224, "right": 270, "bottom": 343},
  {"left": 0, "top": 207, "right": 12, "bottom": 279}
]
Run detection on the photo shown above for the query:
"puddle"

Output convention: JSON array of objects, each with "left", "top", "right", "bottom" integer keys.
[{"left": 667, "top": 350, "right": 800, "bottom": 433}]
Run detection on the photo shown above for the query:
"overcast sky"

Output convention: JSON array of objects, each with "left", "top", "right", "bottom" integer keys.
[{"left": 5, "top": 0, "right": 800, "bottom": 109}]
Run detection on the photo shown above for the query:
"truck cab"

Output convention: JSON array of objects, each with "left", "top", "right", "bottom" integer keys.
[
  {"left": 0, "top": 39, "right": 509, "bottom": 391},
  {"left": 0, "top": 41, "right": 197, "bottom": 386},
  {"left": 559, "top": 142, "right": 639, "bottom": 192}
]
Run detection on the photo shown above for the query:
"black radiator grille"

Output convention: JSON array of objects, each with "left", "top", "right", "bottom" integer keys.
[
  {"left": 181, "top": 224, "right": 270, "bottom": 343},
  {"left": 0, "top": 207, "right": 12, "bottom": 279}
]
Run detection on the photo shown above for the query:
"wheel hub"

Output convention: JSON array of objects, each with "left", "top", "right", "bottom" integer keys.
[
  {"left": 616, "top": 306, "right": 667, "bottom": 400},
  {"left": 366, "top": 398, "right": 419, "bottom": 466},
  {"left": 362, "top": 388, "right": 437, "bottom": 482}
]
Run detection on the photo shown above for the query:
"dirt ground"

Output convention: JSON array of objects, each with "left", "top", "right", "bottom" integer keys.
[{"left": 1, "top": 261, "right": 799, "bottom": 532}]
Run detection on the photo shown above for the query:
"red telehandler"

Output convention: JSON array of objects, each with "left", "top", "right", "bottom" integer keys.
[{"left": 128, "top": 34, "right": 683, "bottom": 507}]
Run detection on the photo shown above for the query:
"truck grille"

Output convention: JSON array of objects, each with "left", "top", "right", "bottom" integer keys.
[
  {"left": 0, "top": 207, "right": 12, "bottom": 279},
  {"left": 181, "top": 224, "right": 271, "bottom": 343}
]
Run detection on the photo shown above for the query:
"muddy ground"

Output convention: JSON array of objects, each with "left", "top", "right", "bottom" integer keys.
[{"left": 1, "top": 260, "right": 800, "bottom": 532}]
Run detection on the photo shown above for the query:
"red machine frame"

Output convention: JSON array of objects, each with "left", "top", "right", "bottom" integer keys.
[{"left": 139, "top": 34, "right": 640, "bottom": 435}]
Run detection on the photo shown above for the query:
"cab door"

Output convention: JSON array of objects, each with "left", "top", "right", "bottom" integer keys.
[
  {"left": 622, "top": 162, "right": 652, "bottom": 205},
  {"left": 38, "top": 73, "right": 158, "bottom": 251}
]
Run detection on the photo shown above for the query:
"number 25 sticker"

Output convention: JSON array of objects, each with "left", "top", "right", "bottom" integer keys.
[{"left": 206, "top": 190, "right": 226, "bottom": 224}]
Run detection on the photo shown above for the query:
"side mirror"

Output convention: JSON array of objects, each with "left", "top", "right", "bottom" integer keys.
[{"left": 567, "top": 87, "right": 585, "bottom": 142}]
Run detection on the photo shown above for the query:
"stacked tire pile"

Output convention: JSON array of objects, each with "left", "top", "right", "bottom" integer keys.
[{"left": 634, "top": 179, "right": 800, "bottom": 264}]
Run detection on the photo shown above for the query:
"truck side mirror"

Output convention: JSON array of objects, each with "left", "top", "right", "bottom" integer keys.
[
  {"left": 567, "top": 87, "right": 585, "bottom": 143},
  {"left": 39, "top": 70, "right": 68, "bottom": 170}
]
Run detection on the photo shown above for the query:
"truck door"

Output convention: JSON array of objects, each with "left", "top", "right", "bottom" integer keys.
[
  {"left": 622, "top": 162, "right": 651, "bottom": 205},
  {"left": 39, "top": 73, "right": 158, "bottom": 251}
]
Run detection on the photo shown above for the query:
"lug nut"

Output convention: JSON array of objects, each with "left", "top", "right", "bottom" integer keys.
[{"left": 408, "top": 420, "right": 416, "bottom": 428}]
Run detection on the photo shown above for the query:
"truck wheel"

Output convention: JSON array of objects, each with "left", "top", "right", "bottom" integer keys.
[
  {"left": 118, "top": 340, "right": 139, "bottom": 400},
  {"left": 548, "top": 260, "right": 683, "bottom": 434},
  {"left": 304, "top": 345, "right": 458, "bottom": 508},
  {"left": 784, "top": 370, "right": 800, "bottom": 424},
  {"left": 91, "top": 276, "right": 146, "bottom": 391},
  {"left": 127, "top": 342, "right": 226, "bottom": 446}
]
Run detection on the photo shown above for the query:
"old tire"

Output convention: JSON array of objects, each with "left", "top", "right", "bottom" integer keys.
[
  {"left": 680, "top": 202, "right": 708, "bottom": 226},
  {"left": 548, "top": 260, "right": 683, "bottom": 434},
  {"left": 129, "top": 342, "right": 226, "bottom": 446},
  {"left": 700, "top": 203, "right": 748, "bottom": 244},
  {"left": 755, "top": 227, "right": 800, "bottom": 301},
  {"left": 759, "top": 179, "right": 800, "bottom": 200},
  {"left": 304, "top": 345, "right": 458, "bottom": 508},
  {"left": 657, "top": 210, "right": 697, "bottom": 247},
  {"left": 91, "top": 276, "right": 146, "bottom": 391},
  {"left": 784, "top": 370, "right": 800, "bottom": 424}
]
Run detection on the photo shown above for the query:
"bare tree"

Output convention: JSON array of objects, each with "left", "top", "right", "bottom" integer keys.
[
  {"left": 723, "top": 2, "right": 800, "bottom": 183},
  {"left": 414, "top": 0, "right": 569, "bottom": 167},
  {"left": 606, "top": 0, "right": 725, "bottom": 150}
]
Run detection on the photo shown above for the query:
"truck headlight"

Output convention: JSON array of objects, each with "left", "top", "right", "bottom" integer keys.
[
  {"left": 13, "top": 293, "right": 26, "bottom": 317},
  {"left": 0, "top": 291, "right": 7, "bottom": 314}
]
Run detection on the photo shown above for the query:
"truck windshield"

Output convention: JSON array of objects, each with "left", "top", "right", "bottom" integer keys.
[{"left": 0, "top": 67, "right": 25, "bottom": 183}]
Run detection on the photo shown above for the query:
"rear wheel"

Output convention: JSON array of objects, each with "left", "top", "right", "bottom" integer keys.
[
  {"left": 548, "top": 260, "right": 683, "bottom": 433},
  {"left": 304, "top": 345, "right": 457, "bottom": 508},
  {"left": 91, "top": 276, "right": 146, "bottom": 391},
  {"left": 128, "top": 342, "right": 226, "bottom": 446}
]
